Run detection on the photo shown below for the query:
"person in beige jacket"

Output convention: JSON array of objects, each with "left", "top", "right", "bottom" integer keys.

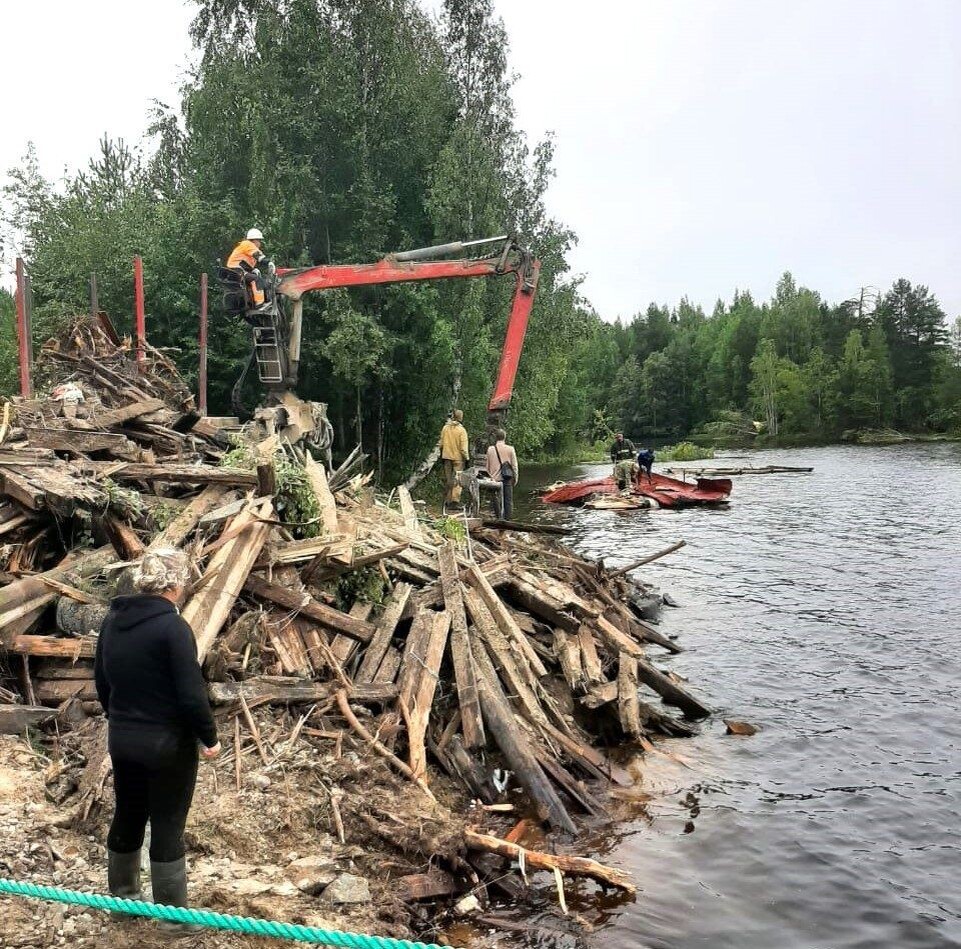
[
  {"left": 438, "top": 410, "right": 470, "bottom": 506},
  {"left": 485, "top": 428, "right": 519, "bottom": 519}
]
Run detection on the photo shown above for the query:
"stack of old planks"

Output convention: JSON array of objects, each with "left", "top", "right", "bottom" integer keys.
[{"left": 0, "top": 312, "right": 713, "bottom": 904}]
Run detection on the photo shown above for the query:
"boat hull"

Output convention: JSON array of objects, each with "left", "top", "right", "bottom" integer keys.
[{"left": 542, "top": 472, "right": 732, "bottom": 508}]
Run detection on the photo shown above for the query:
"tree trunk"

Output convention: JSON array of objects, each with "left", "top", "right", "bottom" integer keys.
[{"left": 355, "top": 385, "right": 363, "bottom": 449}]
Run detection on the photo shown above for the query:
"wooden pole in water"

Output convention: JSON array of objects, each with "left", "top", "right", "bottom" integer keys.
[{"left": 608, "top": 539, "right": 686, "bottom": 578}]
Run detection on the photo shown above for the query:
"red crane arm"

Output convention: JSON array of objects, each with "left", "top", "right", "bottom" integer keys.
[{"left": 276, "top": 246, "right": 540, "bottom": 413}]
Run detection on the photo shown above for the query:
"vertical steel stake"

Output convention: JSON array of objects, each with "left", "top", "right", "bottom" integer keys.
[
  {"left": 15, "top": 257, "right": 32, "bottom": 398},
  {"left": 199, "top": 273, "right": 209, "bottom": 416},
  {"left": 133, "top": 255, "right": 146, "bottom": 371}
]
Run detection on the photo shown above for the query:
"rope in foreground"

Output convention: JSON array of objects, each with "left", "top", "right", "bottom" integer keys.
[{"left": 0, "top": 878, "right": 457, "bottom": 949}]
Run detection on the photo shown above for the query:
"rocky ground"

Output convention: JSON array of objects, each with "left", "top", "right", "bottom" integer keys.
[{"left": 0, "top": 731, "right": 463, "bottom": 949}]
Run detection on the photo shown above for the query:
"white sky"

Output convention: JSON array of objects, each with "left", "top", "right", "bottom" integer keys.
[{"left": 3, "top": 0, "right": 960, "bottom": 319}]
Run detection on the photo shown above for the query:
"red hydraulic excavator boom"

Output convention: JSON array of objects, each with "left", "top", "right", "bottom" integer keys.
[
  {"left": 273, "top": 235, "right": 540, "bottom": 423},
  {"left": 236, "top": 235, "right": 539, "bottom": 461}
]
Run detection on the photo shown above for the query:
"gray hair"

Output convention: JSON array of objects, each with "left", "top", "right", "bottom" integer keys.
[
  {"left": 495, "top": 428, "right": 507, "bottom": 441},
  {"left": 132, "top": 547, "right": 190, "bottom": 594}
]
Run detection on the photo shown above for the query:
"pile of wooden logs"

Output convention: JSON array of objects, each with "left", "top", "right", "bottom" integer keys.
[{"left": 0, "top": 312, "right": 714, "bottom": 907}]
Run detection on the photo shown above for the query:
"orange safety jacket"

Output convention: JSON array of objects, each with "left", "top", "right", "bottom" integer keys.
[{"left": 226, "top": 239, "right": 266, "bottom": 273}]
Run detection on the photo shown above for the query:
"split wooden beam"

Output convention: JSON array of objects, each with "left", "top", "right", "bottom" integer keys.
[
  {"left": 355, "top": 583, "right": 411, "bottom": 683},
  {"left": 9, "top": 636, "right": 96, "bottom": 659},
  {"left": 208, "top": 677, "right": 397, "bottom": 706},
  {"left": 105, "top": 463, "right": 258, "bottom": 487},
  {"left": 150, "top": 484, "right": 231, "bottom": 549},
  {"left": 594, "top": 616, "right": 709, "bottom": 718},
  {"left": 462, "top": 586, "right": 547, "bottom": 727},
  {"left": 396, "top": 485, "right": 422, "bottom": 539},
  {"left": 97, "top": 514, "right": 145, "bottom": 560},
  {"left": 405, "top": 610, "right": 452, "bottom": 779},
  {"left": 464, "top": 562, "right": 548, "bottom": 679},
  {"left": 0, "top": 704, "right": 56, "bottom": 735},
  {"left": 471, "top": 637, "right": 576, "bottom": 834},
  {"left": 183, "top": 499, "right": 275, "bottom": 661},
  {"left": 617, "top": 653, "right": 643, "bottom": 740},
  {"left": 304, "top": 452, "right": 339, "bottom": 536},
  {"left": 243, "top": 573, "right": 375, "bottom": 642},
  {"left": 438, "top": 543, "right": 485, "bottom": 749}
]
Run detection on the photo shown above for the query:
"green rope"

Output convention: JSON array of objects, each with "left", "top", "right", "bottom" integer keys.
[{"left": 0, "top": 878, "right": 455, "bottom": 949}]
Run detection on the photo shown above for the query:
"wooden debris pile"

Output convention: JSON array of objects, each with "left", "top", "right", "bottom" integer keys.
[{"left": 0, "top": 313, "right": 715, "bottom": 913}]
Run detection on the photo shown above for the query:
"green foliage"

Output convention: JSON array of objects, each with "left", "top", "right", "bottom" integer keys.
[
  {"left": 336, "top": 565, "right": 388, "bottom": 610},
  {"left": 433, "top": 516, "right": 467, "bottom": 544},
  {"left": 658, "top": 442, "right": 715, "bottom": 462},
  {"left": 3, "top": 5, "right": 958, "bottom": 455}
]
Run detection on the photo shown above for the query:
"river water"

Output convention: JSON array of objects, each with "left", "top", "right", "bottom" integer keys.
[{"left": 516, "top": 444, "right": 961, "bottom": 949}]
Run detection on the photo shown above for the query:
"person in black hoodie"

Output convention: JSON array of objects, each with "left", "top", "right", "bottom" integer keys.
[{"left": 95, "top": 546, "right": 220, "bottom": 912}]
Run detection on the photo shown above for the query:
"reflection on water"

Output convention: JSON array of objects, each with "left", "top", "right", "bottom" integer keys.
[{"left": 519, "top": 444, "right": 961, "bottom": 949}]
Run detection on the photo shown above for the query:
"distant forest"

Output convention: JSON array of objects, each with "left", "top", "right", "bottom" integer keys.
[{"left": 2, "top": 0, "right": 959, "bottom": 479}]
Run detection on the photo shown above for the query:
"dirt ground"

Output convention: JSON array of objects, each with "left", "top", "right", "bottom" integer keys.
[{"left": 0, "top": 727, "right": 471, "bottom": 949}]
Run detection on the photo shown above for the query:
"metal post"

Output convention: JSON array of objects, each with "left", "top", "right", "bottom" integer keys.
[
  {"left": 199, "top": 273, "right": 208, "bottom": 416},
  {"left": 14, "top": 257, "right": 32, "bottom": 398},
  {"left": 90, "top": 273, "right": 99, "bottom": 320},
  {"left": 133, "top": 255, "right": 146, "bottom": 371}
]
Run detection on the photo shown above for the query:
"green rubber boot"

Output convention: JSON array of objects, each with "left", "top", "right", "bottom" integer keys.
[
  {"left": 107, "top": 849, "right": 142, "bottom": 900},
  {"left": 151, "top": 857, "right": 200, "bottom": 934}
]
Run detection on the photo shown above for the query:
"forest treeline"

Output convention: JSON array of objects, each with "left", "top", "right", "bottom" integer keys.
[{"left": 2, "top": 0, "right": 960, "bottom": 481}]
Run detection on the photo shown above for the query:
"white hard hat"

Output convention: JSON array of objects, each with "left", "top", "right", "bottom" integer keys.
[{"left": 246, "top": 227, "right": 264, "bottom": 241}]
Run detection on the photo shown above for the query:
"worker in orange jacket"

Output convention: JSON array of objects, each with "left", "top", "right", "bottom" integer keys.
[{"left": 226, "top": 228, "right": 274, "bottom": 313}]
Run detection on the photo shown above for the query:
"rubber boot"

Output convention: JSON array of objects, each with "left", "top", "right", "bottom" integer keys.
[
  {"left": 108, "top": 849, "right": 143, "bottom": 900},
  {"left": 150, "top": 857, "right": 199, "bottom": 934}
]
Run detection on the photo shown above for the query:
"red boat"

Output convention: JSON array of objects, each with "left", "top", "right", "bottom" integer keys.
[{"left": 542, "top": 471, "right": 732, "bottom": 508}]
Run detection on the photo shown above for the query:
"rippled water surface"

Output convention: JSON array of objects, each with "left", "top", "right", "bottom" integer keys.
[{"left": 522, "top": 444, "right": 961, "bottom": 949}]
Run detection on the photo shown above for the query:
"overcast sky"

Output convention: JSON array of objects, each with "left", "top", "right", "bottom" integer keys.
[{"left": 3, "top": 0, "right": 959, "bottom": 319}]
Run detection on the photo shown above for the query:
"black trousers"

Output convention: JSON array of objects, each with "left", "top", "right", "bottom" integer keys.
[{"left": 107, "top": 723, "right": 199, "bottom": 862}]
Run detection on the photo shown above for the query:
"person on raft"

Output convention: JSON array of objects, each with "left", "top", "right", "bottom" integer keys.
[
  {"left": 95, "top": 547, "right": 220, "bottom": 917},
  {"left": 610, "top": 432, "right": 638, "bottom": 490},
  {"left": 637, "top": 447, "right": 655, "bottom": 483}
]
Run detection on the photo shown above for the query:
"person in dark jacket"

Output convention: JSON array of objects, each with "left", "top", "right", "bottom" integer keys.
[
  {"left": 95, "top": 547, "right": 220, "bottom": 912},
  {"left": 637, "top": 447, "right": 655, "bottom": 483},
  {"left": 610, "top": 432, "right": 638, "bottom": 490}
]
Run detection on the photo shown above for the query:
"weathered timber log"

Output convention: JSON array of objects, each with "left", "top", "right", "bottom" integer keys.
[
  {"left": 0, "top": 547, "right": 114, "bottom": 643},
  {"left": 471, "top": 635, "right": 576, "bottom": 834},
  {"left": 0, "top": 704, "right": 56, "bottom": 734},
  {"left": 464, "top": 829, "right": 634, "bottom": 894},
  {"left": 462, "top": 587, "right": 547, "bottom": 726},
  {"left": 617, "top": 653, "right": 643, "bottom": 740},
  {"left": 183, "top": 500, "right": 275, "bottom": 660},
  {"left": 35, "top": 679, "right": 98, "bottom": 706},
  {"left": 576, "top": 624, "right": 604, "bottom": 686},
  {"left": 355, "top": 582, "right": 411, "bottom": 683},
  {"left": 396, "top": 485, "right": 422, "bottom": 539},
  {"left": 397, "top": 872, "right": 458, "bottom": 902},
  {"left": 243, "top": 573, "right": 374, "bottom": 642},
  {"left": 208, "top": 677, "right": 397, "bottom": 706},
  {"left": 481, "top": 519, "right": 571, "bottom": 536},
  {"left": 105, "top": 463, "right": 258, "bottom": 486},
  {"left": 594, "top": 616, "right": 709, "bottom": 718},
  {"left": 304, "top": 451, "right": 339, "bottom": 535},
  {"left": 536, "top": 753, "right": 610, "bottom": 818},
  {"left": 553, "top": 629, "right": 585, "bottom": 693},
  {"left": 96, "top": 514, "right": 145, "bottom": 560},
  {"left": 24, "top": 428, "right": 140, "bottom": 456},
  {"left": 535, "top": 718, "right": 633, "bottom": 787},
  {"left": 150, "top": 484, "right": 230, "bottom": 549},
  {"left": 439, "top": 544, "right": 485, "bottom": 749},
  {"left": 406, "top": 611, "right": 452, "bottom": 779},
  {"left": 0, "top": 469, "right": 45, "bottom": 509},
  {"left": 465, "top": 563, "right": 548, "bottom": 679},
  {"left": 10, "top": 636, "right": 96, "bottom": 659},
  {"left": 56, "top": 599, "right": 108, "bottom": 636}
]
